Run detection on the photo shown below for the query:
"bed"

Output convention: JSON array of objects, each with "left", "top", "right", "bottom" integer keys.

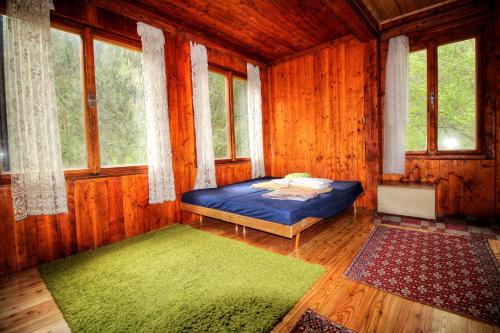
[{"left": 181, "top": 177, "right": 363, "bottom": 247}]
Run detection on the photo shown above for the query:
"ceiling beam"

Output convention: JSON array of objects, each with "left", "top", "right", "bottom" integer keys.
[
  {"left": 380, "top": 0, "right": 491, "bottom": 40},
  {"left": 350, "top": 0, "right": 380, "bottom": 32},
  {"left": 91, "top": 0, "right": 269, "bottom": 67},
  {"left": 380, "top": 0, "right": 481, "bottom": 31},
  {"left": 322, "top": 0, "right": 378, "bottom": 42}
]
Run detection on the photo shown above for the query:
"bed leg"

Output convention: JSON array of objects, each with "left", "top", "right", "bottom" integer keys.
[
  {"left": 353, "top": 201, "right": 357, "bottom": 214},
  {"left": 295, "top": 232, "right": 301, "bottom": 249},
  {"left": 235, "top": 224, "right": 239, "bottom": 233},
  {"left": 242, "top": 226, "right": 246, "bottom": 236},
  {"left": 199, "top": 215, "right": 203, "bottom": 225}
]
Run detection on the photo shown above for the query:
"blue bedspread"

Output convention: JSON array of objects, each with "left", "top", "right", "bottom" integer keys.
[{"left": 181, "top": 177, "right": 363, "bottom": 226}]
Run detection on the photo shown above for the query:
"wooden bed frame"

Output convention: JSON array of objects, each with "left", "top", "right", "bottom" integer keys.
[{"left": 181, "top": 200, "right": 357, "bottom": 248}]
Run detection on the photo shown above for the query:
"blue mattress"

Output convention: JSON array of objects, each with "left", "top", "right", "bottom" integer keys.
[{"left": 181, "top": 177, "right": 363, "bottom": 226}]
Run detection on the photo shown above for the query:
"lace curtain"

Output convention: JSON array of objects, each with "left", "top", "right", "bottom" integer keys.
[
  {"left": 5, "top": 0, "right": 67, "bottom": 220},
  {"left": 190, "top": 41, "right": 217, "bottom": 189},
  {"left": 383, "top": 35, "right": 409, "bottom": 174},
  {"left": 137, "top": 22, "right": 176, "bottom": 203},
  {"left": 246, "top": 63, "right": 265, "bottom": 178}
]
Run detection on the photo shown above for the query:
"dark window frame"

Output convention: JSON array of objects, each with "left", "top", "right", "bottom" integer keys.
[
  {"left": 406, "top": 33, "right": 482, "bottom": 158},
  {"left": 0, "top": 16, "right": 9, "bottom": 174},
  {"left": 0, "top": 17, "right": 149, "bottom": 182},
  {"left": 208, "top": 64, "right": 250, "bottom": 165}
]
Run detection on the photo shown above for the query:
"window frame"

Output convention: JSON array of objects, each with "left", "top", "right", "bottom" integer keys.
[
  {"left": 208, "top": 64, "right": 250, "bottom": 165},
  {"left": 52, "top": 21, "right": 147, "bottom": 178},
  {"left": 406, "top": 33, "right": 483, "bottom": 159}
]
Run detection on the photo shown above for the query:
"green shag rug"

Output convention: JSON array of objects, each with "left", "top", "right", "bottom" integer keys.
[{"left": 40, "top": 225, "right": 325, "bottom": 333}]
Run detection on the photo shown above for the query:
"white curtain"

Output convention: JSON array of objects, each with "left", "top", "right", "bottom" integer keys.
[
  {"left": 190, "top": 41, "right": 216, "bottom": 189},
  {"left": 5, "top": 0, "right": 67, "bottom": 220},
  {"left": 246, "top": 63, "right": 265, "bottom": 178},
  {"left": 383, "top": 35, "right": 409, "bottom": 174},
  {"left": 137, "top": 22, "right": 176, "bottom": 203}
]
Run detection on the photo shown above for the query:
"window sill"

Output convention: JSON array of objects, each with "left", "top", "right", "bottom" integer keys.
[
  {"left": 0, "top": 165, "right": 148, "bottom": 185},
  {"left": 214, "top": 159, "right": 251, "bottom": 166},
  {"left": 405, "top": 153, "right": 489, "bottom": 160}
]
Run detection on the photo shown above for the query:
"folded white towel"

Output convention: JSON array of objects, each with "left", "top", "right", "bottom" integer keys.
[
  {"left": 291, "top": 177, "right": 333, "bottom": 189},
  {"left": 271, "top": 178, "right": 292, "bottom": 186},
  {"left": 292, "top": 177, "right": 333, "bottom": 184}
]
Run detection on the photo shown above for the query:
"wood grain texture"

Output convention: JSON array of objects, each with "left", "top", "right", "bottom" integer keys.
[
  {"left": 380, "top": 3, "right": 498, "bottom": 218},
  {"left": 267, "top": 37, "right": 379, "bottom": 210},
  {"left": 359, "top": 0, "right": 455, "bottom": 25},
  {"left": 495, "top": 0, "right": 500, "bottom": 217},
  {"left": 96, "top": 0, "right": 375, "bottom": 63},
  {"left": 0, "top": 31, "right": 261, "bottom": 276},
  {"left": 1, "top": 211, "right": 499, "bottom": 333}
]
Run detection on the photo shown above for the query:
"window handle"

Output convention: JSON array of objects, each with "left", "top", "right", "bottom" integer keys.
[
  {"left": 88, "top": 93, "right": 96, "bottom": 109},
  {"left": 429, "top": 91, "right": 435, "bottom": 106}
]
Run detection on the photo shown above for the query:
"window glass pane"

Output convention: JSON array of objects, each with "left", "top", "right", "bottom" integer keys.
[
  {"left": 0, "top": 16, "right": 9, "bottom": 172},
  {"left": 51, "top": 28, "right": 86, "bottom": 169},
  {"left": 406, "top": 49, "right": 427, "bottom": 151},
  {"left": 94, "top": 40, "right": 146, "bottom": 167},
  {"left": 232, "top": 77, "right": 249, "bottom": 158},
  {"left": 437, "top": 39, "right": 476, "bottom": 151},
  {"left": 208, "top": 71, "right": 229, "bottom": 159}
]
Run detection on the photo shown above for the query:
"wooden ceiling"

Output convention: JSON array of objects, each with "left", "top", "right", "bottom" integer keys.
[
  {"left": 357, "top": 0, "right": 457, "bottom": 26},
  {"left": 92, "top": 0, "right": 376, "bottom": 64}
]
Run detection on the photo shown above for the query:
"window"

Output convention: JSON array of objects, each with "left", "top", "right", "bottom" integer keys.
[
  {"left": 209, "top": 71, "right": 230, "bottom": 159},
  {"left": 208, "top": 67, "right": 249, "bottom": 162},
  {"left": 51, "top": 28, "right": 86, "bottom": 169},
  {"left": 437, "top": 39, "right": 476, "bottom": 151},
  {"left": 94, "top": 40, "right": 146, "bottom": 167},
  {"left": 406, "top": 49, "right": 427, "bottom": 152},
  {"left": 0, "top": 19, "right": 147, "bottom": 177},
  {"left": 232, "top": 77, "right": 250, "bottom": 158},
  {"left": 406, "top": 37, "right": 478, "bottom": 155}
]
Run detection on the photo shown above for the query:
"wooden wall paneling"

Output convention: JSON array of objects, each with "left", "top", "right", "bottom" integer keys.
[
  {"left": 260, "top": 68, "right": 272, "bottom": 177},
  {"left": 0, "top": 187, "right": 17, "bottom": 275},
  {"left": 463, "top": 160, "right": 495, "bottom": 217},
  {"left": 74, "top": 180, "right": 94, "bottom": 252},
  {"left": 134, "top": 174, "right": 151, "bottom": 235},
  {"left": 164, "top": 32, "right": 182, "bottom": 224},
  {"left": 304, "top": 53, "right": 315, "bottom": 177},
  {"left": 496, "top": 0, "right": 500, "bottom": 217},
  {"left": 122, "top": 175, "right": 138, "bottom": 238},
  {"left": 330, "top": 44, "right": 341, "bottom": 183},
  {"left": 90, "top": 178, "right": 109, "bottom": 248},
  {"left": 267, "top": 37, "right": 374, "bottom": 208},
  {"left": 172, "top": 34, "right": 197, "bottom": 224},
  {"left": 106, "top": 177, "right": 125, "bottom": 243},
  {"left": 58, "top": 180, "right": 77, "bottom": 257},
  {"left": 34, "top": 215, "right": 60, "bottom": 264},
  {"left": 363, "top": 39, "right": 381, "bottom": 210},
  {"left": 355, "top": 39, "right": 369, "bottom": 208},
  {"left": 318, "top": 47, "right": 333, "bottom": 180},
  {"left": 14, "top": 217, "right": 38, "bottom": 272},
  {"left": 310, "top": 50, "right": 322, "bottom": 179}
]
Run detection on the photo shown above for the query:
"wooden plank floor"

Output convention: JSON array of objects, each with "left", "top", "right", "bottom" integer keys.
[{"left": 0, "top": 209, "right": 498, "bottom": 333}]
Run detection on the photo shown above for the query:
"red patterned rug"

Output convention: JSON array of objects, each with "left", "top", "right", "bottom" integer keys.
[
  {"left": 374, "top": 213, "right": 500, "bottom": 240},
  {"left": 344, "top": 226, "right": 500, "bottom": 325},
  {"left": 290, "top": 309, "right": 356, "bottom": 333}
]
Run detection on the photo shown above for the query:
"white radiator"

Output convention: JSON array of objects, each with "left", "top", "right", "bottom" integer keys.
[{"left": 377, "top": 183, "right": 436, "bottom": 219}]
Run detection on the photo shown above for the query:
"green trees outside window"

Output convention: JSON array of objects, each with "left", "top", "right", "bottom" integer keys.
[
  {"left": 406, "top": 38, "right": 477, "bottom": 154},
  {"left": 208, "top": 69, "right": 249, "bottom": 162}
]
